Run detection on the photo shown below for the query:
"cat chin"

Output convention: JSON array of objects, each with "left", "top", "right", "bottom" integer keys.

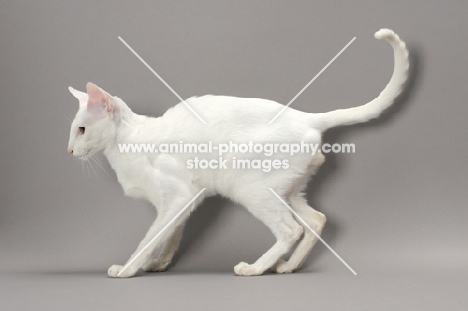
[
  {"left": 76, "top": 154, "right": 90, "bottom": 161},
  {"left": 75, "top": 149, "right": 96, "bottom": 160}
]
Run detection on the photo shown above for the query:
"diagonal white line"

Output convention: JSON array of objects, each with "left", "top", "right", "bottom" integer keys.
[
  {"left": 268, "top": 188, "right": 357, "bottom": 275},
  {"left": 268, "top": 37, "right": 356, "bottom": 124},
  {"left": 118, "top": 36, "right": 207, "bottom": 124},
  {"left": 117, "top": 188, "right": 206, "bottom": 276}
]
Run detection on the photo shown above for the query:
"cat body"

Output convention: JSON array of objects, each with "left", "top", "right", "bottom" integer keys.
[{"left": 67, "top": 29, "right": 408, "bottom": 277}]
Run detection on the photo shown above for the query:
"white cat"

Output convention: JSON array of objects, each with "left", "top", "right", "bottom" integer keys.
[{"left": 67, "top": 29, "right": 408, "bottom": 278}]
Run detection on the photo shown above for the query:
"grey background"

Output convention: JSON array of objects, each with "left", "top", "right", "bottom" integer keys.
[{"left": 1, "top": 0, "right": 467, "bottom": 310}]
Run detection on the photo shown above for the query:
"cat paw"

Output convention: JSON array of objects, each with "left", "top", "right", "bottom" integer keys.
[
  {"left": 234, "top": 262, "right": 262, "bottom": 276},
  {"left": 272, "top": 259, "right": 294, "bottom": 274},
  {"left": 107, "top": 264, "right": 136, "bottom": 278},
  {"left": 144, "top": 259, "right": 169, "bottom": 272}
]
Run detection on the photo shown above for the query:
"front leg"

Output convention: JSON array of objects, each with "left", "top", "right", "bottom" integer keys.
[
  {"left": 108, "top": 190, "right": 204, "bottom": 278},
  {"left": 107, "top": 215, "right": 163, "bottom": 278}
]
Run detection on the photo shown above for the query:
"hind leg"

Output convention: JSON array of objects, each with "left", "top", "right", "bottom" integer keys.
[
  {"left": 273, "top": 195, "right": 326, "bottom": 273},
  {"left": 144, "top": 221, "right": 186, "bottom": 272},
  {"left": 273, "top": 154, "right": 327, "bottom": 273},
  {"left": 233, "top": 194, "right": 304, "bottom": 276}
]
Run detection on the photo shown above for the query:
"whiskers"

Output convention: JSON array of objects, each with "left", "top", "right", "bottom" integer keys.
[
  {"left": 66, "top": 115, "right": 108, "bottom": 179},
  {"left": 89, "top": 154, "right": 107, "bottom": 173},
  {"left": 72, "top": 148, "right": 108, "bottom": 179}
]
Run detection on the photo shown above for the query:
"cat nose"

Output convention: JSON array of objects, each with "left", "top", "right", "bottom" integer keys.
[{"left": 68, "top": 148, "right": 73, "bottom": 154}]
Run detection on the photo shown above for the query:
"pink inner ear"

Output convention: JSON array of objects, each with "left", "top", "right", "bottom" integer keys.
[
  {"left": 86, "top": 82, "right": 112, "bottom": 113},
  {"left": 87, "top": 97, "right": 107, "bottom": 114}
]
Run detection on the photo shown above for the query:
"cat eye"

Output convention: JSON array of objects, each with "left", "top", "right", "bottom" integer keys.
[{"left": 79, "top": 127, "right": 85, "bottom": 134}]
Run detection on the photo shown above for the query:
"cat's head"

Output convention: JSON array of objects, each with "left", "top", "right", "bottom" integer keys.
[{"left": 67, "top": 83, "right": 119, "bottom": 158}]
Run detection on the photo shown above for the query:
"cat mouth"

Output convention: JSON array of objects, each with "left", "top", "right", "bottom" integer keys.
[{"left": 78, "top": 149, "right": 92, "bottom": 160}]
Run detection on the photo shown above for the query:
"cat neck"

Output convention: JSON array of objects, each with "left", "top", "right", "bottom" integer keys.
[
  {"left": 113, "top": 97, "right": 146, "bottom": 128},
  {"left": 102, "top": 98, "right": 162, "bottom": 162}
]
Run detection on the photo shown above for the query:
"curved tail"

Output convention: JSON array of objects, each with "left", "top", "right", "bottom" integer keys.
[{"left": 313, "top": 29, "right": 409, "bottom": 131}]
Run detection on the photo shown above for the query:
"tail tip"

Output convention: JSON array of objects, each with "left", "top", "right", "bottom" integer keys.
[{"left": 374, "top": 28, "right": 395, "bottom": 40}]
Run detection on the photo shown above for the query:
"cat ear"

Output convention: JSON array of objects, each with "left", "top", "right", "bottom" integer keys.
[
  {"left": 86, "top": 82, "right": 113, "bottom": 114},
  {"left": 68, "top": 86, "right": 88, "bottom": 103}
]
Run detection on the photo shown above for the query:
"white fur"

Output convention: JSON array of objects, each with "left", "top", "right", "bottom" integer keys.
[{"left": 67, "top": 29, "right": 408, "bottom": 277}]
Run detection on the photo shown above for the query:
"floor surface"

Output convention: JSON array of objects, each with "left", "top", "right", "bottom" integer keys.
[{"left": 1, "top": 265, "right": 465, "bottom": 310}]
